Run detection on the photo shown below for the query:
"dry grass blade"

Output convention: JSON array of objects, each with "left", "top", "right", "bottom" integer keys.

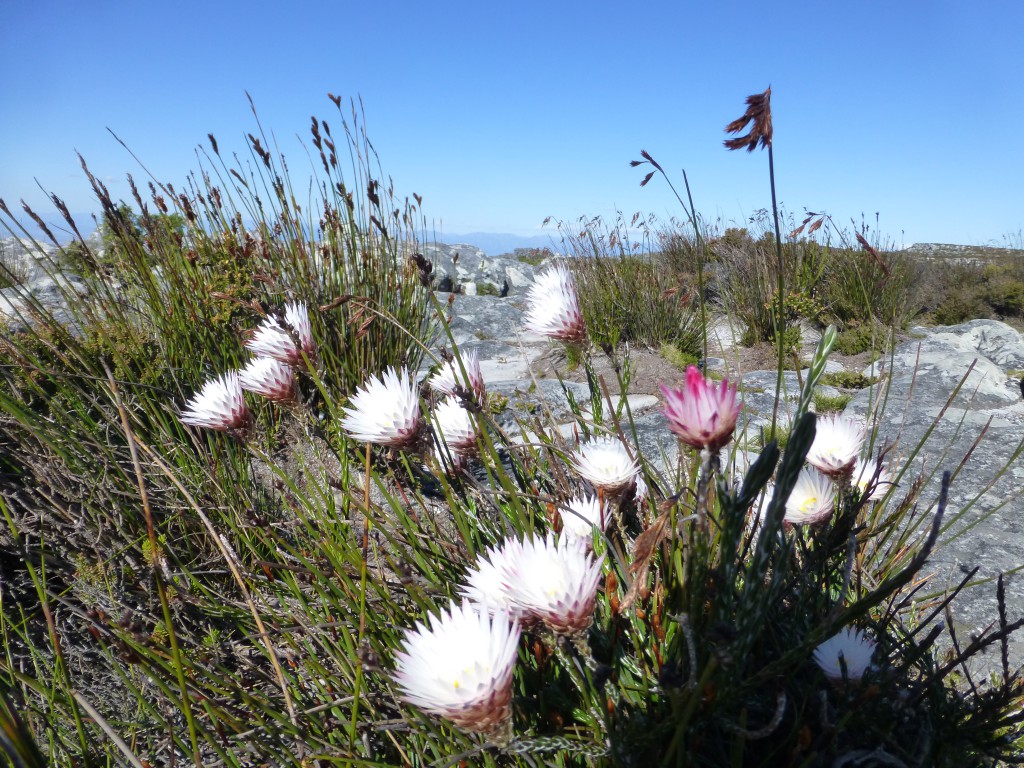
[
  {"left": 620, "top": 508, "right": 672, "bottom": 612},
  {"left": 856, "top": 231, "right": 892, "bottom": 278}
]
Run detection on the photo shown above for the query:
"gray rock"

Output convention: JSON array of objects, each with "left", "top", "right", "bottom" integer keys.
[
  {"left": 847, "top": 319, "right": 1024, "bottom": 667},
  {"left": 442, "top": 293, "right": 532, "bottom": 348}
]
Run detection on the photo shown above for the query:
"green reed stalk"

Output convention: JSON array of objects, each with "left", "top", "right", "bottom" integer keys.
[{"left": 767, "top": 143, "right": 786, "bottom": 437}]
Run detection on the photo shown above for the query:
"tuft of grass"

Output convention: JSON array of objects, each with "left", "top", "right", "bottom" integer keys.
[
  {"left": 813, "top": 389, "right": 852, "bottom": 413},
  {"left": 554, "top": 212, "right": 704, "bottom": 355},
  {"left": 659, "top": 342, "right": 700, "bottom": 371},
  {"left": 820, "top": 370, "right": 879, "bottom": 389},
  {"left": 475, "top": 281, "right": 500, "bottom": 296},
  {"left": 833, "top": 323, "right": 887, "bottom": 355},
  {"left": 514, "top": 247, "right": 553, "bottom": 266},
  {"left": 0, "top": 238, "right": 27, "bottom": 288}
]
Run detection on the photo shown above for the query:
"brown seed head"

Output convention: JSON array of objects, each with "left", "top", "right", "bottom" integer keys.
[{"left": 724, "top": 87, "right": 773, "bottom": 152}]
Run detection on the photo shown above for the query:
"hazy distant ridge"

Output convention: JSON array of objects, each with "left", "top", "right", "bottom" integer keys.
[{"left": 436, "top": 231, "right": 559, "bottom": 256}]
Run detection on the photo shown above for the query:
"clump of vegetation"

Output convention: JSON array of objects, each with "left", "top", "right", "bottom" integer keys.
[
  {"left": 813, "top": 389, "right": 852, "bottom": 413},
  {"left": 0, "top": 238, "right": 28, "bottom": 288},
  {"left": 514, "top": 246, "right": 554, "bottom": 266},
  {"left": 659, "top": 341, "right": 699, "bottom": 371},
  {"left": 821, "top": 371, "right": 879, "bottom": 389},
  {"left": 475, "top": 280, "right": 500, "bottom": 296},
  {"left": 832, "top": 322, "right": 889, "bottom": 355},
  {"left": 926, "top": 258, "right": 1024, "bottom": 325},
  {"left": 555, "top": 212, "right": 703, "bottom": 356},
  {"left": 714, "top": 214, "right": 924, "bottom": 348}
]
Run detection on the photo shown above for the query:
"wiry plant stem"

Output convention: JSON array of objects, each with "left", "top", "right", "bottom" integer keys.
[
  {"left": 350, "top": 441, "right": 373, "bottom": 752},
  {"left": 680, "top": 172, "right": 709, "bottom": 363},
  {"left": 768, "top": 144, "right": 786, "bottom": 437}
]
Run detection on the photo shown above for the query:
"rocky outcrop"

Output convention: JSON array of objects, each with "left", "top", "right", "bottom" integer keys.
[
  {"left": 1, "top": 234, "right": 101, "bottom": 333},
  {"left": 846, "top": 320, "right": 1024, "bottom": 665},
  {"left": 418, "top": 242, "right": 542, "bottom": 296}
]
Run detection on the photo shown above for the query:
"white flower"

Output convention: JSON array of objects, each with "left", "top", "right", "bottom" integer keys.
[
  {"left": 560, "top": 494, "right": 608, "bottom": 539},
  {"left": 813, "top": 627, "right": 876, "bottom": 683},
  {"left": 340, "top": 367, "right": 421, "bottom": 447},
  {"left": 393, "top": 600, "right": 520, "bottom": 733},
  {"left": 429, "top": 350, "right": 486, "bottom": 402},
  {"left": 461, "top": 540, "right": 524, "bottom": 615},
  {"left": 180, "top": 372, "right": 250, "bottom": 432},
  {"left": 806, "top": 414, "right": 866, "bottom": 478},
  {"left": 502, "top": 534, "right": 604, "bottom": 635},
  {"left": 570, "top": 436, "right": 639, "bottom": 495},
  {"left": 784, "top": 467, "right": 836, "bottom": 525},
  {"left": 237, "top": 357, "right": 297, "bottom": 403},
  {"left": 853, "top": 457, "right": 892, "bottom": 502},
  {"left": 245, "top": 302, "right": 316, "bottom": 365},
  {"left": 523, "top": 264, "right": 586, "bottom": 343},
  {"left": 432, "top": 396, "right": 479, "bottom": 455}
]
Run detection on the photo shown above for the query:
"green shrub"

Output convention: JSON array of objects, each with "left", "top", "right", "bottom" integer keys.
[
  {"left": 514, "top": 247, "right": 552, "bottom": 266},
  {"left": 820, "top": 371, "right": 879, "bottom": 389},
  {"left": 475, "top": 281, "right": 500, "bottom": 296},
  {"left": 821, "top": 246, "right": 923, "bottom": 328},
  {"left": 833, "top": 323, "right": 888, "bottom": 355},
  {"left": 932, "top": 287, "right": 990, "bottom": 325},
  {"left": 918, "top": 257, "right": 1024, "bottom": 325}
]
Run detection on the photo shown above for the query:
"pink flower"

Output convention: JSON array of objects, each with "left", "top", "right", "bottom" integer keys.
[
  {"left": 179, "top": 372, "right": 251, "bottom": 432},
  {"left": 238, "top": 357, "right": 297, "bottom": 403},
  {"left": 523, "top": 264, "right": 586, "bottom": 343},
  {"left": 661, "top": 366, "right": 740, "bottom": 452}
]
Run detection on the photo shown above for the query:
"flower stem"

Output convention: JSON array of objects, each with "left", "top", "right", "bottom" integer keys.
[{"left": 768, "top": 144, "right": 785, "bottom": 438}]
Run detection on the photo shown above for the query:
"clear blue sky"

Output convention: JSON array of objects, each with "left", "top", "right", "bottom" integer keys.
[{"left": 2, "top": 1, "right": 1021, "bottom": 247}]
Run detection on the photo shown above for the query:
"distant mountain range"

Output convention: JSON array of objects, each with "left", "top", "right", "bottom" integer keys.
[{"left": 435, "top": 231, "right": 560, "bottom": 256}]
